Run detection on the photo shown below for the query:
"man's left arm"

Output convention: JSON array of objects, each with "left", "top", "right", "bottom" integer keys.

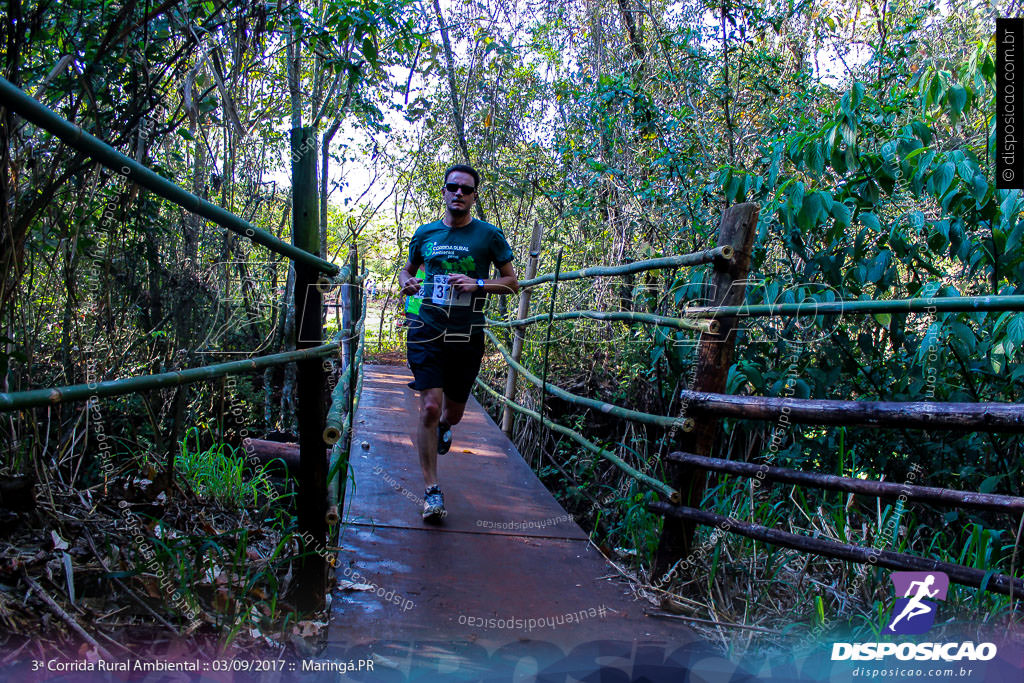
[{"left": 449, "top": 262, "right": 518, "bottom": 295}]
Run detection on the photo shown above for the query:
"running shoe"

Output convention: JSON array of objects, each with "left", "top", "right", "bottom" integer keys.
[
  {"left": 422, "top": 485, "right": 446, "bottom": 522},
  {"left": 437, "top": 421, "right": 453, "bottom": 455}
]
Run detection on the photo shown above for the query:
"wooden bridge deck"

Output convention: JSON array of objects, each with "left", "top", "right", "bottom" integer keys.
[{"left": 319, "top": 366, "right": 739, "bottom": 681}]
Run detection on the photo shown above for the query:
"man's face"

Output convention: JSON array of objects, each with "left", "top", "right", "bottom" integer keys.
[{"left": 442, "top": 170, "right": 477, "bottom": 215}]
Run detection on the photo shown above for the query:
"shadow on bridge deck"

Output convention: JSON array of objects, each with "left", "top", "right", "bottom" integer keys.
[{"left": 321, "top": 366, "right": 743, "bottom": 681}]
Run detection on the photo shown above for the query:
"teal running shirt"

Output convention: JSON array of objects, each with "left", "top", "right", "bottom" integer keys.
[{"left": 407, "top": 218, "right": 514, "bottom": 334}]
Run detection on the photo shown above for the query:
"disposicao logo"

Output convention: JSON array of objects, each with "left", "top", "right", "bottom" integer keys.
[
  {"left": 887, "top": 571, "right": 948, "bottom": 635},
  {"left": 831, "top": 571, "right": 997, "bottom": 662}
]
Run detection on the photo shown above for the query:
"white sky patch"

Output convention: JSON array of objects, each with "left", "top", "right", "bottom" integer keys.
[{"left": 815, "top": 42, "right": 873, "bottom": 88}]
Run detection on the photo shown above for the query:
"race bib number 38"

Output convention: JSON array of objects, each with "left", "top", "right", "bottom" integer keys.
[{"left": 431, "top": 274, "right": 472, "bottom": 307}]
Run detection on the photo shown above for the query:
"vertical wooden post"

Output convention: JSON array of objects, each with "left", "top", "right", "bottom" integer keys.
[
  {"left": 291, "top": 126, "right": 327, "bottom": 611},
  {"left": 502, "top": 220, "right": 544, "bottom": 435},
  {"left": 654, "top": 202, "right": 759, "bottom": 576}
]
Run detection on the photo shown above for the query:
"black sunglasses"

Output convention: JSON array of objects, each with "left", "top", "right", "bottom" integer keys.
[{"left": 443, "top": 182, "right": 476, "bottom": 195}]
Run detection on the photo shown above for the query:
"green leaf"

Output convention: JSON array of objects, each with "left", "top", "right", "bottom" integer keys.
[
  {"left": 1000, "top": 190, "right": 1021, "bottom": 222},
  {"left": 1006, "top": 220, "right": 1024, "bottom": 257},
  {"left": 798, "top": 191, "right": 824, "bottom": 230},
  {"left": 946, "top": 85, "right": 967, "bottom": 124},
  {"left": 874, "top": 313, "right": 891, "bottom": 327},
  {"left": 948, "top": 322, "right": 975, "bottom": 353},
  {"left": 930, "top": 162, "right": 955, "bottom": 197},
  {"left": 790, "top": 182, "right": 805, "bottom": 214},
  {"left": 727, "top": 173, "right": 742, "bottom": 202},
  {"left": 831, "top": 202, "right": 851, "bottom": 228},
  {"left": 972, "top": 174, "right": 988, "bottom": 206},
  {"left": 991, "top": 340, "right": 1006, "bottom": 373},
  {"left": 859, "top": 212, "right": 881, "bottom": 231},
  {"left": 911, "top": 120, "right": 933, "bottom": 145},
  {"left": 979, "top": 475, "right": 1004, "bottom": 494},
  {"left": 362, "top": 36, "right": 378, "bottom": 65},
  {"left": 809, "top": 142, "right": 824, "bottom": 176},
  {"left": 840, "top": 121, "right": 857, "bottom": 148},
  {"left": 1009, "top": 315, "right": 1024, "bottom": 346}
]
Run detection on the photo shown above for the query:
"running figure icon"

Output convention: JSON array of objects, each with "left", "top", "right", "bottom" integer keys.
[{"left": 888, "top": 574, "right": 939, "bottom": 632}]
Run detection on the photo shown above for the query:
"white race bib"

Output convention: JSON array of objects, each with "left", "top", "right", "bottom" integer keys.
[{"left": 431, "top": 274, "right": 472, "bottom": 307}]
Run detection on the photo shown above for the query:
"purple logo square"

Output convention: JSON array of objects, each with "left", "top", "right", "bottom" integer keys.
[{"left": 886, "top": 571, "right": 948, "bottom": 635}]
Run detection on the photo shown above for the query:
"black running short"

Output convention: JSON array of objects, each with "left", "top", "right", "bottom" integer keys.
[{"left": 405, "top": 315, "right": 485, "bottom": 404}]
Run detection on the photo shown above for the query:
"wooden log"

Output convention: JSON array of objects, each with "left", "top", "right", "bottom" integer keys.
[
  {"left": 647, "top": 502, "right": 1024, "bottom": 596},
  {"left": 655, "top": 203, "right": 759, "bottom": 576},
  {"left": 240, "top": 439, "right": 333, "bottom": 478},
  {"left": 0, "top": 476, "right": 35, "bottom": 511},
  {"left": 667, "top": 452, "right": 1024, "bottom": 512},
  {"left": 677, "top": 390, "right": 1024, "bottom": 432},
  {"left": 242, "top": 438, "right": 300, "bottom": 469}
]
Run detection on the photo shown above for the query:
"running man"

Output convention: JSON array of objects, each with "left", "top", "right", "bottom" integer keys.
[
  {"left": 888, "top": 574, "right": 939, "bottom": 632},
  {"left": 398, "top": 164, "right": 518, "bottom": 522}
]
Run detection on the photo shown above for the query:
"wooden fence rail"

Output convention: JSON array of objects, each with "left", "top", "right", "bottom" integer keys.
[
  {"left": 677, "top": 390, "right": 1024, "bottom": 432},
  {"left": 668, "top": 452, "right": 1024, "bottom": 513},
  {"left": 648, "top": 502, "right": 1024, "bottom": 597}
]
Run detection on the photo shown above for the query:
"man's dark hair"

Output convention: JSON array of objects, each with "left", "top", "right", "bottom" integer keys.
[{"left": 443, "top": 164, "right": 480, "bottom": 189}]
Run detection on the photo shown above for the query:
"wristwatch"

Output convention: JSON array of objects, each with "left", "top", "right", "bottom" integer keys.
[{"left": 476, "top": 279, "right": 485, "bottom": 291}]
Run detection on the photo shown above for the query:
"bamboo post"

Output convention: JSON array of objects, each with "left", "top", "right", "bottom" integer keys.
[
  {"left": 291, "top": 126, "right": 328, "bottom": 611},
  {"left": 336, "top": 322, "right": 365, "bottom": 519},
  {"left": 538, "top": 249, "right": 563, "bottom": 462},
  {"left": 349, "top": 249, "right": 361, "bottom": 388},
  {"left": 681, "top": 294, "right": 1024, "bottom": 319},
  {"left": 502, "top": 220, "right": 544, "bottom": 434},
  {"left": 654, "top": 202, "right": 759, "bottom": 577},
  {"left": 340, "top": 251, "right": 353, "bottom": 380}
]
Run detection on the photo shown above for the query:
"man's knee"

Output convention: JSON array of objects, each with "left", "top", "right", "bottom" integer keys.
[{"left": 421, "top": 399, "right": 442, "bottom": 426}]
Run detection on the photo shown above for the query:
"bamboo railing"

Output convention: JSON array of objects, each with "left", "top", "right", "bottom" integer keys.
[
  {"left": 518, "top": 247, "right": 733, "bottom": 289},
  {"left": 681, "top": 294, "right": 1024, "bottom": 319},
  {"left": 0, "top": 76, "right": 337, "bottom": 274},
  {"left": 0, "top": 78, "right": 364, "bottom": 611},
  {"left": 0, "top": 343, "right": 341, "bottom": 411}
]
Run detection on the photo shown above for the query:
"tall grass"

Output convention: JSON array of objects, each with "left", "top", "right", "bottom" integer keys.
[{"left": 176, "top": 426, "right": 278, "bottom": 508}]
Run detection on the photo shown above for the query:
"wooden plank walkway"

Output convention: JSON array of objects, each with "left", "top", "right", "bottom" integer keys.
[{"left": 320, "top": 366, "right": 739, "bottom": 680}]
